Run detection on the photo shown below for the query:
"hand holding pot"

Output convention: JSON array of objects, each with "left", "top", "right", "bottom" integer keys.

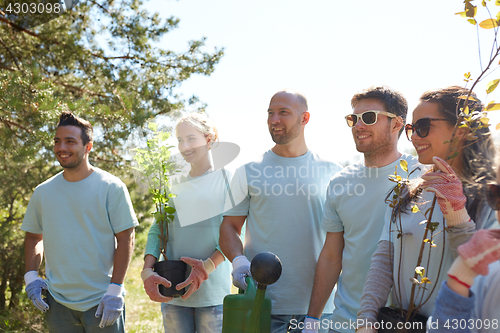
[
  {"left": 177, "top": 257, "right": 214, "bottom": 299},
  {"left": 421, "top": 157, "right": 470, "bottom": 226},
  {"left": 141, "top": 268, "right": 174, "bottom": 302}
]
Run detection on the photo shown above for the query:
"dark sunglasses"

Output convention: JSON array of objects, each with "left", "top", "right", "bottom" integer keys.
[
  {"left": 345, "top": 110, "right": 396, "bottom": 128},
  {"left": 404, "top": 118, "right": 451, "bottom": 141},
  {"left": 487, "top": 184, "right": 500, "bottom": 210}
]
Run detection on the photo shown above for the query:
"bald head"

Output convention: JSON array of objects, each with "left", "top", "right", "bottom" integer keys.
[{"left": 271, "top": 90, "right": 308, "bottom": 114}]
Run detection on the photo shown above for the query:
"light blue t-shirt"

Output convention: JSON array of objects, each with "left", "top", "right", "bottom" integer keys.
[
  {"left": 144, "top": 168, "right": 232, "bottom": 307},
  {"left": 224, "top": 150, "right": 342, "bottom": 315},
  {"left": 322, "top": 154, "right": 421, "bottom": 332},
  {"left": 21, "top": 168, "right": 139, "bottom": 311},
  {"left": 379, "top": 185, "right": 497, "bottom": 318}
]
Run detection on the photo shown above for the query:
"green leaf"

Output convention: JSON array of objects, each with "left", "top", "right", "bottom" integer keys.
[
  {"left": 400, "top": 159, "right": 408, "bottom": 172},
  {"left": 148, "top": 122, "right": 158, "bottom": 132},
  {"left": 479, "top": 18, "right": 499, "bottom": 29},
  {"left": 448, "top": 151, "right": 459, "bottom": 160},
  {"left": 411, "top": 204, "right": 419, "bottom": 213},
  {"left": 487, "top": 79, "right": 500, "bottom": 94}
]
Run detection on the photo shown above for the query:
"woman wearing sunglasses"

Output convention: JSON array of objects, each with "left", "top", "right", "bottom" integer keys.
[{"left": 356, "top": 86, "right": 499, "bottom": 332}]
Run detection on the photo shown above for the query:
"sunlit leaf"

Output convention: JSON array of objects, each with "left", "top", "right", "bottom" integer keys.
[
  {"left": 421, "top": 277, "right": 432, "bottom": 284},
  {"left": 496, "top": 123, "right": 500, "bottom": 130},
  {"left": 457, "top": 94, "right": 478, "bottom": 101},
  {"left": 411, "top": 205, "right": 419, "bottom": 213},
  {"left": 415, "top": 266, "right": 425, "bottom": 276},
  {"left": 485, "top": 101, "right": 500, "bottom": 111},
  {"left": 479, "top": 18, "right": 499, "bottom": 29},
  {"left": 455, "top": 11, "right": 467, "bottom": 17},
  {"left": 148, "top": 122, "right": 158, "bottom": 132},
  {"left": 463, "top": 105, "right": 470, "bottom": 115},
  {"left": 400, "top": 159, "right": 408, "bottom": 172},
  {"left": 480, "top": 117, "right": 490, "bottom": 124},
  {"left": 487, "top": 79, "right": 500, "bottom": 94}
]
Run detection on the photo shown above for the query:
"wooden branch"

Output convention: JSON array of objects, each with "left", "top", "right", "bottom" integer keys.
[
  {"left": 0, "top": 37, "right": 21, "bottom": 71},
  {"left": 0, "top": 16, "right": 60, "bottom": 45},
  {"left": 0, "top": 117, "right": 32, "bottom": 133}
]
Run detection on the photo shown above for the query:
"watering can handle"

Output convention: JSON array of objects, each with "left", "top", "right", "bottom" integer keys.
[{"left": 237, "top": 276, "right": 255, "bottom": 294}]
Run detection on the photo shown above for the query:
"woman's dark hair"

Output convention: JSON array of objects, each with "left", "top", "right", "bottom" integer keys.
[{"left": 393, "top": 86, "right": 495, "bottom": 224}]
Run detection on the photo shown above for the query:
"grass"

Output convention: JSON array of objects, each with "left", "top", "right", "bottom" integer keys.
[{"left": 124, "top": 254, "right": 164, "bottom": 333}]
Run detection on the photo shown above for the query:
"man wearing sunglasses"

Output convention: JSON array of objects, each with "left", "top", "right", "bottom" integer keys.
[{"left": 304, "top": 86, "right": 423, "bottom": 333}]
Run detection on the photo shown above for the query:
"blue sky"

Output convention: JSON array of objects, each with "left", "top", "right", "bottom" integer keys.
[{"left": 143, "top": 0, "right": 500, "bottom": 167}]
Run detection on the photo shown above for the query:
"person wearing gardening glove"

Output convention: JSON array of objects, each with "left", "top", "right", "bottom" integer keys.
[
  {"left": 421, "top": 156, "right": 471, "bottom": 226},
  {"left": 231, "top": 255, "right": 251, "bottom": 290},
  {"left": 22, "top": 111, "right": 138, "bottom": 332},
  {"left": 24, "top": 271, "right": 49, "bottom": 312},
  {"left": 428, "top": 229, "right": 500, "bottom": 332},
  {"left": 220, "top": 91, "right": 342, "bottom": 333},
  {"left": 356, "top": 87, "right": 498, "bottom": 333},
  {"left": 142, "top": 113, "right": 232, "bottom": 333}
]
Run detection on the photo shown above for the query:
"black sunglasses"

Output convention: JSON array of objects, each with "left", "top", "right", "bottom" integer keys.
[
  {"left": 488, "top": 184, "right": 500, "bottom": 210},
  {"left": 405, "top": 118, "right": 451, "bottom": 141},
  {"left": 345, "top": 110, "right": 396, "bottom": 128}
]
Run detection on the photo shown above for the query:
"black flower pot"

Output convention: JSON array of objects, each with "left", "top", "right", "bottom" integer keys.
[
  {"left": 153, "top": 260, "right": 188, "bottom": 298},
  {"left": 377, "top": 307, "right": 427, "bottom": 333}
]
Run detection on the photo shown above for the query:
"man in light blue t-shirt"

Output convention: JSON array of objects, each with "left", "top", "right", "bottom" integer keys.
[
  {"left": 220, "top": 90, "right": 342, "bottom": 333},
  {"left": 304, "top": 86, "right": 421, "bottom": 333},
  {"left": 22, "top": 111, "right": 138, "bottom": 332}
]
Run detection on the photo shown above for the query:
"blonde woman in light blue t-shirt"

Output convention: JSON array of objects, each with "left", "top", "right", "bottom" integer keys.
[{"left": 141, "top": 113, "right": 231, "bottom": 333}]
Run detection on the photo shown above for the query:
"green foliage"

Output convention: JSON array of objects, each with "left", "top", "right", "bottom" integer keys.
[{"left": 132, "top": 123, "right": 178, "bottom": 259}]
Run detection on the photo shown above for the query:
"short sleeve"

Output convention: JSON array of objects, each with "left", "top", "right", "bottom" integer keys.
[
  {"left": 321, "top": 189, "right": 344, "bottom": 233},
  {"left": 107, "top": 181, "right": 139, "bottom": 233},
  {"left": 21, "top": 189, "right": 43, "bottom": 234},
  {"left": 379, "top": 206, "right": 392, "bottom": 242},
  {"left": 223, "top": 165, "right": 250, "bottom": 216}
]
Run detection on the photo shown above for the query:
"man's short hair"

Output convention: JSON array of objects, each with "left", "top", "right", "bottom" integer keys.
[
  {"left": 351, "top": 86, "right": 408, "bottom": 136},
  {"left": 57, "top": 111, "right": 93, "bottom": 145}
]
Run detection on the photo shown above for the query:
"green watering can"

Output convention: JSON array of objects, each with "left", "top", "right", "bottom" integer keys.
[{"left": 222, "top": 252, "right": 282, "bottom": 333}]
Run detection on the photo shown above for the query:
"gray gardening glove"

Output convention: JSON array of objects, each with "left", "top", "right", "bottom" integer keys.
[
  {"left": 231, "top": 255, "right": 251, "bottom": 290},
  {"left": 95, "top": 284, "right": 124, "bottom": 328},
  {"left": 24, "top": 271, "right": 49, "bottom": 312}
]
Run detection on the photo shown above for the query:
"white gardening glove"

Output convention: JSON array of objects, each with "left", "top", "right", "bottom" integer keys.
[
  {"left": 24, "top": 271, "right": 49, "bottom": 312},
  {"left": 231, "top": 255, "right": 251, "bottom": 290},
  {"left": 95, "top": 284, "right": 124, "bottom": 328},
  {"left": 302, "top": 316, "right": 320, "bottom": 333}
]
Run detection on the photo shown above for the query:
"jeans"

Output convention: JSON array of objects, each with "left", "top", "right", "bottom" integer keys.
[
  {"left": 161, "top": 303, "right": 223, "bottom": 333},
  {"left": 45, "top": 292, "right": 125, "bottom": 333},
  {"left": 271, "top": 313, "right": 332, "bottom": 333}
]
